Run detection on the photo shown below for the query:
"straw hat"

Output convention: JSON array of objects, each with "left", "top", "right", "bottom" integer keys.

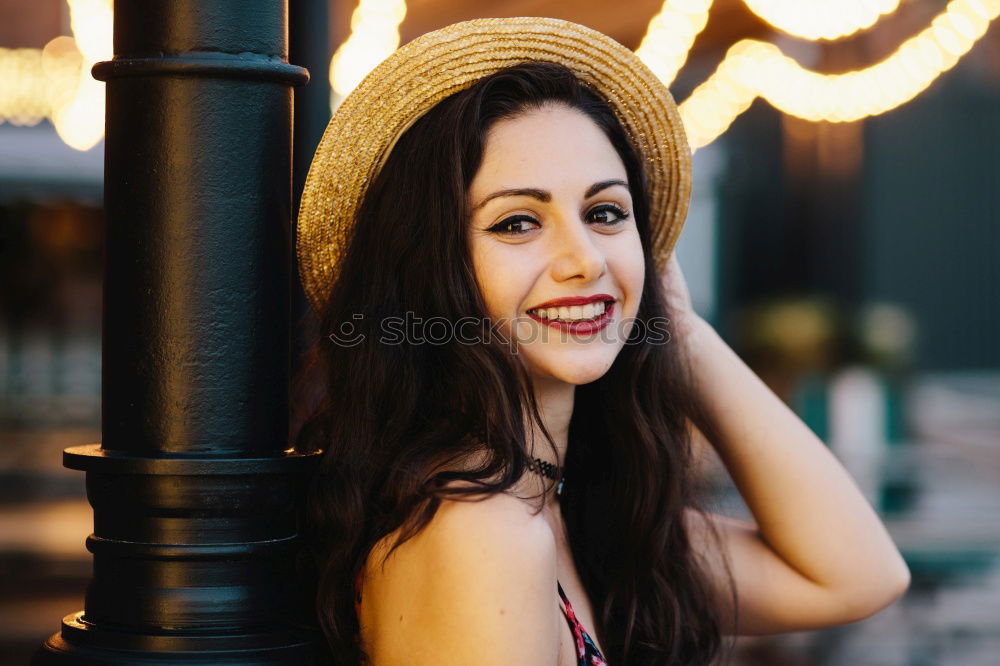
[{"left": 297, "top": 16, "right": 692, "bottom": 313}]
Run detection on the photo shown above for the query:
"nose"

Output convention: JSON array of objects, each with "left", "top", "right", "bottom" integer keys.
[{"left": 548, "top": 210, "right": 606, "bottom": 283}]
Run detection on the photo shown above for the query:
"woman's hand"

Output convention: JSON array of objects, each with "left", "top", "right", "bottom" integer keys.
[{"left": 658, "top": 251, "right": 704, "bottom": 352}]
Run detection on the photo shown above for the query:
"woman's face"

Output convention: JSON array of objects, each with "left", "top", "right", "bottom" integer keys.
[{"left": 467, "top": 102, "right": 645, "bottom": 386}]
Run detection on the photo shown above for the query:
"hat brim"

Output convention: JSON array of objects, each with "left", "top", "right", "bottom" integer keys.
[{"left": 297, "top": 16, "right": 691, "bottom": 313}]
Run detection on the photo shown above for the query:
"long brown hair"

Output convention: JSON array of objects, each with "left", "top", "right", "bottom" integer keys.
[{"left": 292, "top": 61, "right": 737, "bottom": 665}]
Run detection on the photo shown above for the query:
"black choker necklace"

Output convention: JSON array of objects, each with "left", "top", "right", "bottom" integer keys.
[{"left": 527, "top": 456, "right": 565, "bottom": 497}]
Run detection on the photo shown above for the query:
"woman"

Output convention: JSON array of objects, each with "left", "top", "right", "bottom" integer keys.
[{"left": 293, "top": 18, "right": 910, "bottom": 666}]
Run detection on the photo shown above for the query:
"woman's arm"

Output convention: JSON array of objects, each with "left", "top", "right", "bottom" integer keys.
[{"left": 662, "top": 255, "right": 910, "bottom": 634}]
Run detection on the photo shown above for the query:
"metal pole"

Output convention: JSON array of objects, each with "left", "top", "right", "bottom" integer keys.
[
  {"left": 33, "top": 0, "right": 321, "bottom": 662},
  {"left": 290, "top": 0, "right": 331, "bottom": 411},
  {"left": 291, "top": 0, "right": 332, "bottom": 206}
]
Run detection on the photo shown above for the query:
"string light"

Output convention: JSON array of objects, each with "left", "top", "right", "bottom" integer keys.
[
  {"left": 636, "top": 0, "right": 713, "bottom": 87},
  {"left": 329, "top": 0, "right": 407, "bottom": 108},
  {"left": 67, "top": 0, "right": 112, "bottom": 65},
  {"left": 678, "top": 43, "right": 759, "bottom": 150},
  {"left": 0, "top": 46, "right": 68, "bottom": 127},
  {"left": 0, "top": 0, "right": 110, "bottom": 151},
  {"left": 743, "top": 0, "right": 901, "bottom": 41},
  {"left": 1, "top": 0, "right": 997, "bottom": 152},
  {"left": 0, "top": 37, "right": 84, "bottom": 128},
  {"left": 679, "top": 0, "right": 1000, "bottom": 151},
  {"left": 52, "top": 0, "right": 112, "bottom": 151},
  {"left": 41, "top": 36, "right": 85, "bottom": 114}
]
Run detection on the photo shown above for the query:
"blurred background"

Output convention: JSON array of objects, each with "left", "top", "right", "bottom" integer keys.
[{"left": 0, "top": 0, "right": 998, "bottom": 664}]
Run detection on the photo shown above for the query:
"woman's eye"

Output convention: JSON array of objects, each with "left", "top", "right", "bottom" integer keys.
[
  {"left": 487, "top": 215, "right": 539, "bottom": 235},
  {"left": 588, "top": 204, "right": 630, "bottom": 226}
]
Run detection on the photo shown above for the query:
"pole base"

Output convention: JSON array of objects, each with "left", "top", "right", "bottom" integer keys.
[{"left": 32, "top": 611, "right": 326, "bottom": 665}]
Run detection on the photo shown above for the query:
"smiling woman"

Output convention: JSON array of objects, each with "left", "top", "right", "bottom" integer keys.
[
  {"left": 467, "top": 103, "right": 645, "bottom": 386},
  {"left": 291, "top": 17, "right": 909, "bottom": 666}
]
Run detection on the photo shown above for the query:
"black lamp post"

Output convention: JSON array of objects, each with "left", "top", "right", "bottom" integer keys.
[{"left": 32, "top": 0, "right": 323, "bottom": 662}]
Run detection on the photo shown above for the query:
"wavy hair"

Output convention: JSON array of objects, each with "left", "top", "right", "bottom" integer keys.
[{"left": 292, "top": 61, "right": 737, "bottom": 665}]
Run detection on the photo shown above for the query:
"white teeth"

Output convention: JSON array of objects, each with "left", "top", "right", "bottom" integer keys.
[{"left": 529, "top": 301, "right": 610, "bottom": 322}]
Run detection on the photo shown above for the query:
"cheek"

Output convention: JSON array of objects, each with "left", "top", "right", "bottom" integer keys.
[
  {"left": 470, "top": 240, "right": 521, "bottom": 322},
  {"left": 611, "top": 230, "right": 646, "bottom": 310}
]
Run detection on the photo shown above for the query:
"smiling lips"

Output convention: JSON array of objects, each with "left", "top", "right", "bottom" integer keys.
[{"left": 525, "top": 293, "right": 616, "bottom": 334}]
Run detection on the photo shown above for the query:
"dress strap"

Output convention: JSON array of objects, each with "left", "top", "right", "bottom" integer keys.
[
  {"left": 556, "top": 579, "right": 610, "bottom": 665},
  {"left": 557, "top": 580, "right": 571, "bottom": 606},
  {"left": 556, "top": 580, "right": 579, "bottom": 623}
]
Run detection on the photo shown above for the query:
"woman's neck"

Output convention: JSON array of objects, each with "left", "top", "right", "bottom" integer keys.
[
  {"left": 449, "top": 377, "right": 575, "bottom": 508},
  {"left": 523, "top": 375, "right": 575, "bottom": 507}
]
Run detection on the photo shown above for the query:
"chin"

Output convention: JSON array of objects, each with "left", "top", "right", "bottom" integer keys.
[{"left": 525, "top": 348, "right": 621, "bottom": 386}]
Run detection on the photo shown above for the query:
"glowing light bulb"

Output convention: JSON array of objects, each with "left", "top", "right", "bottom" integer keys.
[
  {"left": 636, "top": 0, "right": 713, "bottom": 87},
  {"left": 329, "top": 0, "right": 408, "bottom": 109},
  {"left": 679, "top": 0, "right": 1000, "bottom": 151},
  {"left": 743, "top": 0, "right": 901, "bottom": 40}
]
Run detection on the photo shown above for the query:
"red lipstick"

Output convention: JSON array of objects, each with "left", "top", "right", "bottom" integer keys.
[
  {"left": 525, "top": 294, "right": 616, "bottom": 335},
  {"left": 527, "top": 293, "right": 614, "bottom": 310}
]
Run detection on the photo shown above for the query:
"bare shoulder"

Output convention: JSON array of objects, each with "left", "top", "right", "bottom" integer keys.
[{"left": 362, "top": 493, "right": 559, "bottom": 665}]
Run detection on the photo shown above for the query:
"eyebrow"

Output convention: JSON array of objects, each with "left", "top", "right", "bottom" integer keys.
[{"left": 470, "top": 179, "right": 629, "bottom": 212}]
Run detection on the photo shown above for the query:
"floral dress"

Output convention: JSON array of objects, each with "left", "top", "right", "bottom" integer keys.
[{"left": 557, "top": 580, "right": 609, "bottom": 665}]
